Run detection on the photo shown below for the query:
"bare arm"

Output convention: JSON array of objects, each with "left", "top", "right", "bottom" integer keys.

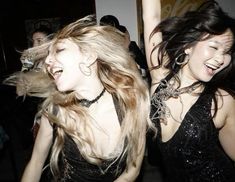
[
  {"left": 218, "top": 93, "right": 235, "bottom": 161},
  {"left": 114, "top": 139, "right": 146, "bottom": 182},
  {"left": 21, "top": 116, "right": 53, "bottom": 182},
  {"left": 142, "top": 0, "right": 166, "bottom": 87}
]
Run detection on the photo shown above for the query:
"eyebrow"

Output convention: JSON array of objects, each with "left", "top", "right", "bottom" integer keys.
[
  {"left": 209, "top": 40, "right": 222, "bottom": 46},
  {"left": 210, "top": 40, "right": 232, "bottom": 49}
]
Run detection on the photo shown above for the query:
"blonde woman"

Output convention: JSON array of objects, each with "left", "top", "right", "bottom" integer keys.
[{"left": 5, "top": 15, "right": 151, "bottom": 182}]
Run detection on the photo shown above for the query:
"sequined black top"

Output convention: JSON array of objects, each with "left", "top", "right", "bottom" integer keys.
[{"left": 150, "top": 83, "right": 235, "bottom": 182}]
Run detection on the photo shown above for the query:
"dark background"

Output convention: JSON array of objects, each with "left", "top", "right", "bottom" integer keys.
[
  {"left": 0, "top": 0, "right": 95, "bottom": 181},
  {"left": 0, "top": 0, "right": 96, "bottom": 76}
]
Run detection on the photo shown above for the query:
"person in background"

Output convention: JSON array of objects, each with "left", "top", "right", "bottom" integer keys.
[
  {"left": 5, "top": 15, "right": 152, "bottom": 182},
  {"left": 99, "top": 14, "right": 120, "bottom": 28},
  {"left": 100, "top": 15, "right": 149, "bottom": 82},
  {"left": 118, "top": 25, "right": 149, "bottom": 82},
  {"left": 31, "top": 25, "right": 53, "bottom": 47},
  {"left": 18, "top": 26, "right": 54, "bottom": 141},
  {"left": 143, "top": 0, "right": 235, "bottom": 181},
  {"left": 21, "top": 25, "right": 53, "bottom": 72}
]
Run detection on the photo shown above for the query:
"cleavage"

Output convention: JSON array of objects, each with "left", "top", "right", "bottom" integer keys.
[{"left": 160, "top": 94, "right": 199, "bottom": 143}]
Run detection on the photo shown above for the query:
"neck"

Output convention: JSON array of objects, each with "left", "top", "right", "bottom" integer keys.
[
  {"left": 77, "top": 85, "right": 104, "bottom": 100},
  {"left": 76, "top": 75, "right": 104, "bottom": 100},
  {"left": 178, "top": 70, "right": 198, "bottom": 88},
  {"left": 76, "top": 87, "right": 106, "bottom": 108}
]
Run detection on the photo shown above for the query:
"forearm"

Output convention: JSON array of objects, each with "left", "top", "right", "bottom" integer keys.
[
  {"left": 21, "top": 116, "right": 52, "bottom": 182},
  {"left": 114, "top": 143, "right": 145, "bottom": 182},
  {"left": 114, "top": 166, "right": 141, "bottom": 182},
  {"left": 142, "top": 0, "right": 164, "bottom": 81},
  {"left": 21, "top": 159, "right": 44, "bottom": 182},
  {"left": 142, "top": 0, "right": 161, "bottom": 22}
]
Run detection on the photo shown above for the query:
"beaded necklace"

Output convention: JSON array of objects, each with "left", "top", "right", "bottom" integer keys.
[
  {"left": 77, "top": 88, "right": 106, "bottom": 107},
  {"left": 151, "top": 78, "right": 202, "bottom": 123}
]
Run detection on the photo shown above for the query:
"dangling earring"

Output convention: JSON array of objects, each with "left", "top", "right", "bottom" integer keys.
[
  {"left": 79, "top": 63, "right": 91, "bottom": 76},
  {"left": 175, "top": 53, "right": 189, "bottom": 65}
]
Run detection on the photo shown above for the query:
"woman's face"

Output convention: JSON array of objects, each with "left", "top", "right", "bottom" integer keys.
[
  {"left": 182, "top": 29, "right": 233, "bottom": 82},
  {"left": 45, "top": 39, "right": 90, "bottom": 92}
]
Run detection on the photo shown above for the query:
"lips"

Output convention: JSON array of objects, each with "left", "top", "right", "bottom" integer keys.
[
  {"left": 205, "top": 63, "right": 220, "bottom": 70},
  {"left": 205, "top": 62, "right": 221, "bottom": 75},
  {"left": 48, "top": 66, "right": 63, "bottom": 80}
]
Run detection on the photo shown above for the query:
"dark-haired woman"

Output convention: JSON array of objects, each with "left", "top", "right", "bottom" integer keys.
[{"left": 142, "top": 0, "right": 235, "bottom": 181}]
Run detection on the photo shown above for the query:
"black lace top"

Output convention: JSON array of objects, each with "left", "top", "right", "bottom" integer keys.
[
  {"left": 42, "top": 96, "right": 127, "bottom": 182},
  {"left": 150, "top": 81, "right": 235, "bottom": 182},
  {"left": 55, "top": 135, "right": 126, "bottom": 182}
]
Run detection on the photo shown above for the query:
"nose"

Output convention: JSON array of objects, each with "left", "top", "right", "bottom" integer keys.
[
  {"left": 214, "top": 54, "right": 224, "bottom": 65},
  {"left": 45, "top": 54, "right": 54, "bottom": 65}
]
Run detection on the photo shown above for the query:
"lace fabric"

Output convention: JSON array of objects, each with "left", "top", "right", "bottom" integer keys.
[{"left": 44, "top": 94, "right": 127, "bottom": 182}]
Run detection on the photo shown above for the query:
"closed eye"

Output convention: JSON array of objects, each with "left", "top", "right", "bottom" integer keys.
[
  {"left": 55, "top": 48, "right": 65, "bottom": 53},
  {"left": 209, "top": 46, "right": 218, "bottom": 50}
]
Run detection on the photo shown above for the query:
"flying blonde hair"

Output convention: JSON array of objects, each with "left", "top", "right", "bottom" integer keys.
[{"left": 5, "top": 15, "right": 152, "bottom": 178}]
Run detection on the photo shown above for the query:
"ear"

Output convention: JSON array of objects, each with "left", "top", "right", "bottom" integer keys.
[
  {"left": 184, "top": 48, "right": 192, "bottom": 55},
  {"left": 84, "top": 52, "right": 98, "bottom": 67}
]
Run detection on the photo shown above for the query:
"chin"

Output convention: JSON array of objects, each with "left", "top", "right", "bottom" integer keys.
[
  {"left": 200, "top": 77, "right": 213, "bottom": 83},
  {"left": 56, "top": 85, "right": 69, "bottom": 92}
]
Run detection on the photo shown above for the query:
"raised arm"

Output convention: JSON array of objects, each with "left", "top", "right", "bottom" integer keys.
[
  {"left": 21, "top": 116, "right": 53, "bottom": 182},
  {"left": 142, "top": 0, "right": 161, "bottom": 65},
  {"left": 142, "top": 0, "right": 166, "bottom": 93}
]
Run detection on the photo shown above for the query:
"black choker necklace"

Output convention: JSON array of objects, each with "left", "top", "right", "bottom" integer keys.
[{"left": 77, "top": 88, "right": 106, "bottom": 107}]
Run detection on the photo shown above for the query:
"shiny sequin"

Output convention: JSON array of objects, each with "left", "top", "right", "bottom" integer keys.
[{"left": 149, "top": 83, "right": 235, "bottom": 182}]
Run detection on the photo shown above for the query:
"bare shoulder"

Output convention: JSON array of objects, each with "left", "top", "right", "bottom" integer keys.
[{"left": 216, "top": 89, "right": 235, "bottom": 108}]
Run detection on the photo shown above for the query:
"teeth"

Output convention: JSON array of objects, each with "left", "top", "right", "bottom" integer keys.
[
  {"left": 52, "top": 68, "right": 62, "bottom": 75},
  {"left": 205, "top": 63, "right": 219, "bottom": 70},
  {"left": 48, "top": 67, "right": 63, "bottom": 78}
]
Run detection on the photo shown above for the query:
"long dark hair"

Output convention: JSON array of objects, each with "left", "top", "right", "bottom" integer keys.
[{"left": 151, "top": 0, "right": 235, "bottom": 95}]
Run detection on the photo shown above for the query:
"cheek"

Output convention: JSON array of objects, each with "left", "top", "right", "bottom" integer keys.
[
  {"left": 56, "top": 53, "right": 76, "bottom": 66},
  {"left": 188, "top": 60, "right": 201, "bottom": 74},
  {"left": 202, "top": 48, "right": 215, "bottom": 59},
  {"left": 190, "top": 45, "right": 213, "bottom": 62}
]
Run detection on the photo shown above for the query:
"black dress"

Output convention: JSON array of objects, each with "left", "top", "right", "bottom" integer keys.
[
  {"left": 149, "top": 80, "right": 235, "bottom": 182},
  {"left": 56, "top": 135, "right": 126, "bottom": 182},
  {"left": 42, "top": 96, "right": 127, "bottom": 182}
]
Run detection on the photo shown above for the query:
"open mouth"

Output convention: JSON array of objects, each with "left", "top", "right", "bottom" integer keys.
[
  {"left": 205, "top": 63, "right": 219, "bottom": 75},
  {"left": 49, "top": 67, "right": 63, "bottom": 80},
  {"left": 205, "top": 63, "right": 219, "bottom": 70}
]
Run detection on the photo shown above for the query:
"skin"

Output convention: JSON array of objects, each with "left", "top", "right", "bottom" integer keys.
[
  {"left": 142, "top": 0, "right": 235, "bottom": 162},
  {"left": 21, "top": 115, "right": 53, "bottom": 182},
  {"left": 182, "top": 30, "right": 233, "bottom": 84},
  {"left": 32, "top": 32, "right": 49, "bottom": 47},
  {"left": 45, "top": 38, "right": 122, "bottom": 155},
  {"left": 45, "top": 39, "right": 93, "bottom": 93},
  {"left": 21, "top": 38, "right": 144, "bottom": 182}
]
